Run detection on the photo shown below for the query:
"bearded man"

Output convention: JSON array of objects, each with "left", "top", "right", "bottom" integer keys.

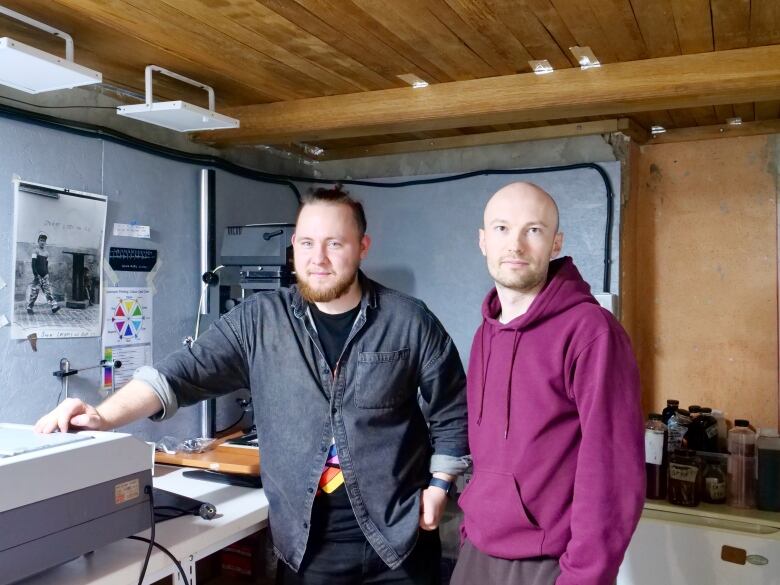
[{"left": 36, "top": 185, "right": 468, "bottom": 585}]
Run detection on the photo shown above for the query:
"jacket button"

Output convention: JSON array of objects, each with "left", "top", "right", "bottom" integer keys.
[
  {"left": 331, "top": 408, "right": 337, "bottom": 414},
  {"left": 303, "top": 522, "right": 308, "bottom": 529},
  {"left": 308, "top": 487, "right": 314, "bottom": 493}
]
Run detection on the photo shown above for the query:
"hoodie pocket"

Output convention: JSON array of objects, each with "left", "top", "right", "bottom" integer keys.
[
  {"left": 458, "top": 469, "right": 544, "bottom": 558},
  {"left": 354, "top": 348, "right": 413, "bottom": 409}
]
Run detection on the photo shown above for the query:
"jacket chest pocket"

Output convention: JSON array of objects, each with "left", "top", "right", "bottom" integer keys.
[{"left": 354, "top": 347, "right": 413, "bottom": 409}]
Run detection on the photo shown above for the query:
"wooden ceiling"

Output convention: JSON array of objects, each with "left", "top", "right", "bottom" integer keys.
[{"left": 1, "top": 0, "right": 779, "bottom": 159}]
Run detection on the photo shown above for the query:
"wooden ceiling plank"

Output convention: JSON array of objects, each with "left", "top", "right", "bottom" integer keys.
[
  {"left": 167, "top": 0, "right": 397, "bottom": 93},
  {"left": 347, "top": 0, "right": 499, "bottom": 79},
  {"left": 670, "top": 0, "right": 714, "bottom": 54},
  {"left": 158, "top": 0, "right": 367, "bottom": 95},
  {"left": 318, "top": 119, "right": 629, "bottom": 160},
  {"left": 649, "top": 118, "right": 780, "bottom": 144},
  {"left": 546, "top": 0, "right": 618, "bottom": 63},
  {"left": 733, "top": 102, "right": 755, "bottom": 122},
  {"left": 688, "top": 106, "right": 720, "bottom": 126},
  {"left": 755, "top": 101, "right": 780, "bottom": 121},
  {"left": 632, "top": 111, "right": 676, "bottom": 130},
  {"left": 53, "top": 0, "right": 323, "bottom": 100},
  {"left": 749, "top": 0, "right": 780, "bottom": 46},
  {"left": 437, "top": 0, "right": 534, "bottom": 74},
  {"left": 629, "top": 0, "right": 682, "bottom": 57},
  {"left": 194, "top": 45, "right": 780, "bottom": 144},
  {"left": 481, "top": 0, "right": 573, "bottom": 70},
  {"left": 280, "top": 0, "right": 454, "bottom": 83},
  {"left": 0, "top": 0, "right": 276, "bottom": 104},
  {"left": 254, "top": 0, "right": 448, "bottom": 85},
  {"left": 521, "top": 0, "right": 581, "bottom": 67},
  {"left": 586, "top": 0, "right": 648, "bottom": 62},
  {"left": 668, "top": 108, "right": 701, "bottom": 128},
  {"left": 711, "top": 0, "right": 750, "bottom": 50},
  {"left": 713, "top": 104, "right": 736, "bottom": 123}
]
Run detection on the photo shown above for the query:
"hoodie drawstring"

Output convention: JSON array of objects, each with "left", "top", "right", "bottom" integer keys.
[
  {"left": 477, "top": 319, "right": 492, "bottom": 426},
  {"left": 504, "top": 330, "right": 522, "bottom": 439}
]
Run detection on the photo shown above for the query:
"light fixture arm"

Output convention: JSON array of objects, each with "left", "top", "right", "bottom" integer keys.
[
  {"left": 144, "top": 65, "right": 216, "bottom": 112},
  {"left": 0, "top": 5, "right": 75, "bottom": 61}
]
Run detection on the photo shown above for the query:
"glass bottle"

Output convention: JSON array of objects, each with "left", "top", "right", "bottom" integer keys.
[
  {"left": 668, "top": 449, "right": 702, "bottom": 507},
  {"left": 702, "top": 454, "right": 727, "bottom": 504},
  {"left": 645, "top": 413, "right": 668, "bottom": 500},
  {"left": 662, "top": 400, "right": 679, "bottom": 426}
]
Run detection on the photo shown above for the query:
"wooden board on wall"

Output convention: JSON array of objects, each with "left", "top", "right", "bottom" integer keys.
[{"left": 625, "top": 134, "right": 779, "bottom": 429}]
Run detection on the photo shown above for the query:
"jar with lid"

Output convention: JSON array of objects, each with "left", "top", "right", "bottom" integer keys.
[
  {"left": 701, "top": 453, "right": 727, "bottom": 504},
  {"left": 668, "top": 449, "right": 702, "bottom": 507},
  {"left": 757, "top": 428, "right": 780, "bottom": 512}
]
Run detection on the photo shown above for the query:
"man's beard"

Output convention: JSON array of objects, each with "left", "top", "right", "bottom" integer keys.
[
  {"left": 297, "top": 268, "right": 358, "bottom": 303},
  {"left": 488, "top": 258, "right": 547, "bottom": 292}
]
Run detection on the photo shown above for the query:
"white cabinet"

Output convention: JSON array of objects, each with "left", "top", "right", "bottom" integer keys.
[{"left": 618, "top": 504, "right": 780, "bottom": 585}]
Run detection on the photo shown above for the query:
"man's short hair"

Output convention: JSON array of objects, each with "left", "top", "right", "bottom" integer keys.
[{"left": 296, "top": 184, "right": 367, "bottom": 238}]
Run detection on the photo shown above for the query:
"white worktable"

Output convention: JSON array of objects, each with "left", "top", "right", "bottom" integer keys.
[{"left": 17, "top": 465, "right": 269, "bottom": 585}]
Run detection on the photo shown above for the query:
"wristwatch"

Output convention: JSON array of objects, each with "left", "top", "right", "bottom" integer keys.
[{"left": 428, "top": 477, "right": 455, "bottom": 496}]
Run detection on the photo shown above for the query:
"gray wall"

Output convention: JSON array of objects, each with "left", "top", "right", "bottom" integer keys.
[
  {"left": 321, "top": 163, "right": 621, "bottom": 367},
  {"left": 0, "top": 117, "right": 298, "bottom": 440},
  {"left": 0, "top": 116, "right": 622, "bottom": 441}
]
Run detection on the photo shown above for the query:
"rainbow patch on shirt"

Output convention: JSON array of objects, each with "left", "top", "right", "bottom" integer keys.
[{"left": 318, "top": 440, "right": 344, "bottom": 495}]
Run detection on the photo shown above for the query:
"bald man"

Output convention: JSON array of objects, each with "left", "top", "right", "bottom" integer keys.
[{"left": 451, "top": 183, "right": 644, "bottom": 585}]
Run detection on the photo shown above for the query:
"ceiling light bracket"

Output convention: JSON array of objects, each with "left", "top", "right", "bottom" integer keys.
[
  {"left": 0, "top": 5, "right": 75, "bottom": 61},
  {"left": 145, "top": 65, "right": 215, "bottom": 112}
]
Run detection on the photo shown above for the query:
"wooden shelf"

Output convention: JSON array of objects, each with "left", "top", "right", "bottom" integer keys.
[{"left": 645, "top": 499, "right": 780, "bottom": 530}]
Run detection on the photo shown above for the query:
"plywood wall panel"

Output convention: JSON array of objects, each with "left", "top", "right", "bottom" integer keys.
[{"left": 626, "top": 135, "right": 779, "bottom": 430}]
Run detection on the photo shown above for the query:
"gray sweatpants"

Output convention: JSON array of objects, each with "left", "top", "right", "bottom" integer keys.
[{"left": 450, "top": 539, "right": 560, "bottom": 585}]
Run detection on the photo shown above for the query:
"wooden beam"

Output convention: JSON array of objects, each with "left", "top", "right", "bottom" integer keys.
[
  {"left": 317, "top": 118, "right": 648, "bottom": 160},
  {"left": 647, "top": 118, "right": 780, "bottom": 144},
  {"left": 194, "top": 45, "right": 780, "bottom": 145}
]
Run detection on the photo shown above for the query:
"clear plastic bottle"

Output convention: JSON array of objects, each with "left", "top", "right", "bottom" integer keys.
[
  {"left": 662, "top": 400, "right": 679, "bottom": 426},
  {"left": 727, "top": 420, "right": 756, "bottom": 508},
  {"left": 645, "top": 413, "right": 668, "bottom": 500},
  {"left": 757, "top": 429, "right": 780, "bottom": 512},
  {"left": 667, "top": 408, "right": 692, "bottom": 453}
]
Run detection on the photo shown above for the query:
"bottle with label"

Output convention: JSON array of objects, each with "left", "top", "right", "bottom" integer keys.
[
  {"left": 698, "top": 407, "right": 719, "bottom": 452},
  {"left": 702, "top": 454, "right": 727, "bottom": 504},
  {"left": 668, "top": 449, "right": 702, "bottom": 507},
  {"left": 667, "top": 409, "right": 692, "bottom": 453},
  {"left": 757, "top": 429, "right": 780, "bottom": 512},
  {"left": 645, "top": 413, "right": 668, "bottom": 500},
  {"left": 662, "top": 400, "right": 679, "bottom": 425},
  {"left": 685, "top": 405, "right": 704, "bottom": 451},
  {"left": 710, "top": 409, "right": 728, "bottom": 453},
  {"left": 727, "top": 420, "right": 756, "bottom": 508}
]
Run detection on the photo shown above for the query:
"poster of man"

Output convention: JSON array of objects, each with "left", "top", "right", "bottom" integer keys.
[{"left": 11, "top": 179, "right": 107, "bottom": 339}]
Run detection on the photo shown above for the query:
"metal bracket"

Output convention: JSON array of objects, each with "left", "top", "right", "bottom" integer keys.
[
  {"left": 0, "top": 6, "right": 76, "bottom": 61},
  {"left": 144, "top": 65, "right": 216, "bottom": 111}
]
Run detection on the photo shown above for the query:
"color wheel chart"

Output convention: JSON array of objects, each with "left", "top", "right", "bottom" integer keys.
[
  {"left": 102, "top": 287, "right": 153, "bottom": 392},
  {"left": 112, "top": 297, "right": 145, "bottom": 339}
]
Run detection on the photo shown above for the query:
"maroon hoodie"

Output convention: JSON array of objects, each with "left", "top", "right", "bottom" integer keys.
[{"left": 459, "top": 257, "right": 644, "bottom": 585}]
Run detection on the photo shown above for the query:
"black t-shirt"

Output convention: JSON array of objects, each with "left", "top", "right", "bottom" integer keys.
[{"left": 308, "top": 302, "right": 364, "bottom": 542}]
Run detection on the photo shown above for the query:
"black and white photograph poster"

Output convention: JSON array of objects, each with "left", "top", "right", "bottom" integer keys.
[{"left": 10, "top": 178, "right": 107, "bottom": 339}]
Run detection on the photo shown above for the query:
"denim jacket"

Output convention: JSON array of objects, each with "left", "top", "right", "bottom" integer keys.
[{"left": 150, "top": 273, "right": 468, "bottom": 570}]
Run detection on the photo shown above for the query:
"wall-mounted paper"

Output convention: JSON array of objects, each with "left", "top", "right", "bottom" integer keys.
[{"left": 113, "top": 223, "right": 150, "bottom": 239}]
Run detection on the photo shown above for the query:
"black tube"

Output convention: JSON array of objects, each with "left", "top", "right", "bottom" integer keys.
[{"left": 0, "top": 103, "right": 614, "bottom": 291}]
